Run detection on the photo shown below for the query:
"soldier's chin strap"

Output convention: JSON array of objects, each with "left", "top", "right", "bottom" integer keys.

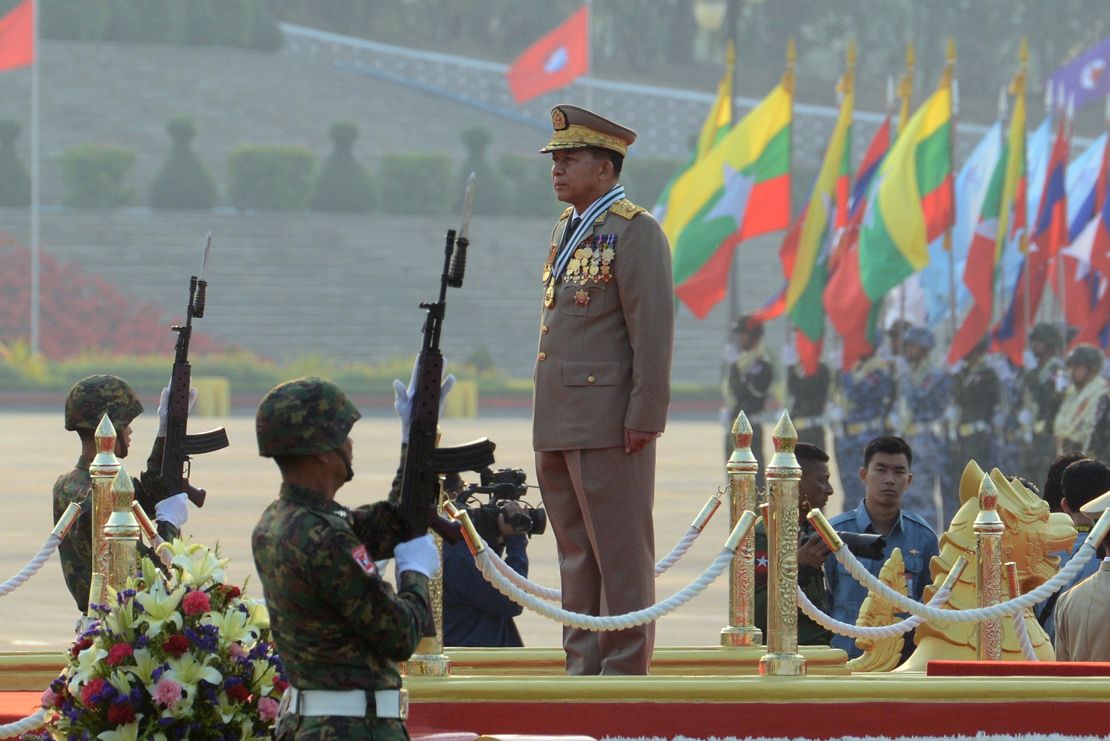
[{"left": 336, "top": 447, "right": 354, "bottom": 483}]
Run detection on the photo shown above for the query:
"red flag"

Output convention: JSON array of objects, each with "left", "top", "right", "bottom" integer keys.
[
  {"left": 0, "top": 0, "right": 33, "bottom": 72},
  {"left": 506, "top": 6, "right": 589, "bottom": 104}
]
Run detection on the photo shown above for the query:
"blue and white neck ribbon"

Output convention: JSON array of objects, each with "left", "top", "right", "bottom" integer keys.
[{"left": 552, "top": 184, "right": 625, "bottom": 282}]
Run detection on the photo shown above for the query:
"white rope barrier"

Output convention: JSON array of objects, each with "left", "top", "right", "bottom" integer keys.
[
  {"left": 1011, "top": 609, "right": 1039, "bottom": 661},
  {"left": 796, "top": 583, "right": 952, "bottom": 640},
  {"left": 475, "top": 547, "right": 735, "bottom": 631},
  {"left": 0, "top": 534, "right": 61, "bottom": 598},
  {"left": 484, "top": 525, "right": 704, "bottom": 602},
  {"left": 0, "top": 708, "right": 45, "bottom": 736},
  {"left": 833, "top": 538, "right": 1099, "bottom": 624}
]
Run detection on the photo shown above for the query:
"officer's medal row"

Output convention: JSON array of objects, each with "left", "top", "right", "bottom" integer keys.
[{"left": 542, "top": 234, "right": 618, "bottom": 309}]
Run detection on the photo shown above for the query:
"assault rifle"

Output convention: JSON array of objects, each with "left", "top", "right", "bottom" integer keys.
[
  {"left": 398, "top": 174, "right": 496, "bottom": 544},
  {"left": 161, "top": 233, "right": 230, "bottom": 507}
]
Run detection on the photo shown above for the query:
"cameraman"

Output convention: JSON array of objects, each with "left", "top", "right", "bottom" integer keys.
[{"left": 443, "top": 494, "right": 530, "bottom": 647}]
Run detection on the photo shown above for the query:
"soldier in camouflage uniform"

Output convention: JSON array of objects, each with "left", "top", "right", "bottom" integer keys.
[
  {"left": 53, "top": 375, "right": 189, "bottom": 613},
  {"left": 894, "top": 326, "right": 953, "bottom": 532},
  {"left": 833, "top": 349, "right": 894, "bottom": 512},
  {"left": 252, "top": 377, "right": 438, "bottom": 741},
  {"left": 949, "top": 339, "right": 1000, "bottom": 483},
  {"left": 1017, "top": 324, "right": 1066, "bottom": 482},
  {"left": 786, "top": 357, "right": 831, "bottom": 449},
  {"left": 722, "top": 315, "right": 775, "bottom": 485}
]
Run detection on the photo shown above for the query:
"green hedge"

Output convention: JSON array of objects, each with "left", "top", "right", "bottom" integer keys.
[
  {"left": 498, "top": 154, "right": 562, "bottom": 218},
  {"left": 149, "top": 117, "right": 218, "bottom": 210},
  {"left": 61, "top": 145, "right": 135, "bottom": 208},
  {"left": 310, "top": 121, "right": 376, "bottom": 213},
  {"left": 228, "top": 145, "right": 316, "bottom": 211},
  {"left": 378, "top": 153, "right": 454, "bottom": 215}
]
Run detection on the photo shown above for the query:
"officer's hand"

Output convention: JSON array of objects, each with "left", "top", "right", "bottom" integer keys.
[
  {"left": 154, "top": 492, "right": 189, "bottom": 530},
  {"left": 157, "top": 386, "right": 198, "bottom": 438},
  {"left": 797, "top": 533, "right": 831, "bottom": 571},
  {"left": 393, "top": 534, "right": 440, "bottom": 580},
  {"left": 624, "top": 427, "right": 659, "bottom": 454},
  {"left": 497, "top": 502, "right": 527, "bottom": 538},
  {"left": 781, "top": 343, "right": 799, "bottom": 367}
]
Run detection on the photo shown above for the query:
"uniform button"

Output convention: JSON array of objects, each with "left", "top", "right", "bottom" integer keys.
[
  {"left": 587, "top": 375, "right": 596, "bottom": 384},
  {"left": 541, "top": 325, "right": 549, "bottom": 334},
  {"left": 538, "top": 352, "right": 547, "bottom": 361}
]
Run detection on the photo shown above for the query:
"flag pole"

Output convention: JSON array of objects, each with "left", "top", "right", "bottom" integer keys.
[
  {"left": 943, "top": 38, "right": 959, "bottom": 345},
  {"left": 29, "top": 0, "right": 40, "bottom": 355},
  {"left": 893, "top": 44, "right": 914, "bottom": 340},
  {"left": 1057, "top": 92, "right": 1074, "bottom": 341},
  {"left": 992, "top": 85, "right": 1009, "bottom": 333}
]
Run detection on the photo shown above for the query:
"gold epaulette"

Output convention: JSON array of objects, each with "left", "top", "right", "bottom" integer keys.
[
  {"left": 559, "top": 206, "right": 574, "bottom": 220},
  {"left": 609, "top": 198, "right": 645, "bottom": 220}
]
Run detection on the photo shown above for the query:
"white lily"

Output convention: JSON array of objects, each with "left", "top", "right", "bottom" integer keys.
[
  {"left": 104, "top": 591, "right": 137, "bottom": 641},
  {"left": 241, "top": 598, "right": 270, "bottom": 631},
  {"left": 251, "top": 655, "right": 276, "bottom": 690},
  {"left": 97, "top": 721, "right": 141, "bottom": 741},
  {"left": 134, "top": 578, "right": 185, "bottom": 637},
  {"left": 163, "top": 652, "right": 223, "bottom": 707},
  {"left": 124, "top": 648, "right": 162, "bottom": 687},
  {"left": 107, "top": 668, "right": 134, "bottom": 698},
  {"left": 201, "top": 607, "right": 258, "bottom": 648},
  {"left": 67, "top": 644, "right": 108, "bottom": 695},
  {"left": 160, "top": 540, "right": 229, "bottom": 587}
]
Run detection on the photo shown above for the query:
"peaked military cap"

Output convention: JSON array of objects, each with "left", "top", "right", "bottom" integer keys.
[{"left": 540, "top": 104, "right": 637, "bottom": 157}]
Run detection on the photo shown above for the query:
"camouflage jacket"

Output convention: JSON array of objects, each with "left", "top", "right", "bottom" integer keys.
[
  {"left": 252, "top": 483, "right": 431, "bottom": 691},
  {"left": 52, "top": 439, "right": 177, "bottom": 613}
]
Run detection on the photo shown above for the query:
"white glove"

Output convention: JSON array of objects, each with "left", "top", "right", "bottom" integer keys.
[
  {"left": 780, "top": 343, "right": 799, "bottom": 367},
  {"left": 1022, "top": 349, "right": 1038, "bottom": 371},
  {"left": 950, "top": 359, "right": 965, "bottom": 374},
  {"left": 155, "top": 492, "right": 190, "bottom": 531},
  {"left": 944, "top": 406, "right": 959, "bottom": 424},
  {"left": 157, "top": 386, "right": 198, "bottom": 437},
  {"left": 1017, "top": 409, "right": 1034, "bottom": 428},
  {"left": 894, "top": 355, "right": 910, "bottom": 376},
  {"left": 393, "top": 359, "right": 456, "bottom": 442},
  {"left": 393, "top": 534, "right": 440, "bottom": 579},
  {"left": 827, "top": 405, "right": 844, "bottom": 423},
  {"left": 718, "top": 405, "right": 733, "bottom": 426},
  {"left": 1055, "top": 371, "right": 1070, "bottom": 393},
  {"left": 722, "top": 342, "right": 740, "bottom": 365}
]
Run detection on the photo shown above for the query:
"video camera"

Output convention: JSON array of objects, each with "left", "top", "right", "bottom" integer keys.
[
  {"left": 836, "top": 531, "right": 887, "bottom": 560},
  {"left": 453, "top": 467, "right": 547, "bottom": 539}
]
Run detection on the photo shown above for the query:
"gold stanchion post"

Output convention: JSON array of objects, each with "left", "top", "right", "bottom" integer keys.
[
  {"left": 87, "top": 414, "right": 121, "bottom": 608},
  {"left": 103, "top": 466, "right": 142, "bottom": 591},
  {"left": 759, "top": 411, "right": 806, "bottom": 677},
  {"left": 721, "top": 411, "right": 762, "bottom": 647},
  {"left": 974, "top": 475, "right": 1004, "bottom": 660}
]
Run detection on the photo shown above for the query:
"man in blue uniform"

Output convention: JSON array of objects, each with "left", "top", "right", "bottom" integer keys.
[
  {"left": 824, "top": 436, "right": 940, "bottom": 660},
  {"left": 833, "top": 350, "right": 894, "bottom": 511}
]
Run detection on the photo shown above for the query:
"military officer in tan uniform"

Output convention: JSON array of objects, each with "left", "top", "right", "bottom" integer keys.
[{"left": 533, "top": 104, "right": 674, "bottom": 675}]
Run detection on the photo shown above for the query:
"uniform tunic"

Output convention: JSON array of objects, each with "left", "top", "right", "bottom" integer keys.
[
  {"left": 823, "top": 501, "right": 940, "bottom": 659},
  {"left": 252, "top": 483, "right": 430, "bottom": 740},
  {"left": 753, "top": 522, "right": 832, "bottom": 645},
  {"left": 951, "top": 357, "right": 1000, "bottom": 482},
  {"left": 835, "top": 356, "right": 894, "bottom": 511},
  {"left": 1054, "top": 559, "right": 1110, "bottom": 662},
  {"left": 533, "top": 195, "right": 673, "bottom": 675},
  {"left": 1019, "top": 358, "right": 1065, "bottom": 484},
  {"left": 898, "top": 360, "right": 953, "bottom": 531},
  {"left": 723, "top": 344, "right": 775, "bottom": 481},
  {"left": 787, "top": 361, "right": 831, "bottom": 449},
  {"left": 52, "top": 441, "right": 176, "bottom": 613}
]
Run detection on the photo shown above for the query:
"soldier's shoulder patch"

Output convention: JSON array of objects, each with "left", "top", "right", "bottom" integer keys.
[
  {"left": 350, "top": 544, "right": 378, "bottom": 576},
  {"left": 609, "top": 198, "right": 645, "bottom": 220}
]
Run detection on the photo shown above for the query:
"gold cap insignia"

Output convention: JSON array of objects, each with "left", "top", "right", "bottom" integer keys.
[{"left": 551, "top": 107, "right": 568, "bottom": 131}]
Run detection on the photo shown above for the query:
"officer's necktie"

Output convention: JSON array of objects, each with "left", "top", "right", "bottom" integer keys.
[{"left": 561, "top": 216, "right": 582, "bottom": 250}]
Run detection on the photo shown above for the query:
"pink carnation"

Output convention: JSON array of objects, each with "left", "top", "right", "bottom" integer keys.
[
  {"left": 228, "top": 643, "right": 247, "bottom": 659},
  {"left": 106, "top": 643, "right": 134, "bottom": 666},
  {"left": 153, "top": 677, "right": 183, "bottom": 708},
  {"left": 257, "top": 696, "right": 280, "bottom": 722},
  {"left": 182, "top": 590, "right": 211, "bottom": 616}
]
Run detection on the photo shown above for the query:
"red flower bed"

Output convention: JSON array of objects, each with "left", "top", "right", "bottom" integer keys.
[{"left": 0, "top": 232, "right": 224, "bottom": 359}]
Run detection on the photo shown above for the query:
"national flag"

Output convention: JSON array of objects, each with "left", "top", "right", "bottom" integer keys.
[
  {"left": 1067, "top": 132, "right": 1110, "bottom": 346},
  {"left": 652, "top": 42, "right": 734, "bottom": 225},
  {"left": 1047, "top": 34, "right": 1110, "bottom": 113},
  {"left": 1033, "top": 117, "right": 1070, "bottom": 258},
  {"left": 1059, "top": 132, "right": 1108, "bottom": 330},
  {"left": 0, "top": 0, "right": 33, "bottom": 72},
  {"left": 919, "top": 120, "right": 1004, "bottom": 329},
  {"left": 949, "top": 127, "right": 1008, "bottom": 365},
  {"left": 858, "top": 85, "right": 954, "bottom": 303},
  {"left": 506, "top": 6, "right": 589, "bottom": 104},
  {"left": 824, "top": 116, "right": 891, "bottom": 370},
  {"left": 663, "top": 78, "right": 792, "bottom": 319}
]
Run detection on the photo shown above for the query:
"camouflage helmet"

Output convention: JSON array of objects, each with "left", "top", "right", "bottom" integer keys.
[
  {"left": 1065, "top": 344, "right": 1105, "bottom": 372},
  {"left": 1029, "top": 323, "right": 1064, "bottom": 352},
  {"left": 256, "top": 377, "right": 361, "bottom": 458},
  {"left": 64, "top": 375, "right": 143, "bottom": 432}
]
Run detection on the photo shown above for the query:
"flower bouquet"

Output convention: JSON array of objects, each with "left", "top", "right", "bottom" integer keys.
[{"left": 35, "top": 540, "right": 286, "bottom": 741}]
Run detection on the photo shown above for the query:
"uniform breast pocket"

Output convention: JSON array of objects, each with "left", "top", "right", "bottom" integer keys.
[
  {"left": 559, "top": 283, "right": 607, "bottom": 316},
  {"left": 562, "top": 360, "right": 626, "bottom": 387}
]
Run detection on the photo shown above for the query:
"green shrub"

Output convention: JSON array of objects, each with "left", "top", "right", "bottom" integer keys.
[
  {"left": 310, "top": 121, "right": 375, "bottom": 213},
  {"left": 149, "top": 117, "right": 217, "bottom": 210},
  {"left": 228, "top": 145, "right": 315, "bottom": 211},
  {"left": 456, "top": 126, "right": 506, "bottom": 215},
  {"left": 498, "top": 154, "right": 562, "bottom": 218},
  {"left": 61, "top": 145, "right": 135, "bottom": 208},
  {"left": 0, "top": 119, "right": 30, "bottom": 207},
  {"left": 622, "top": 157, "right": 684, "bottom": 209},
  {"left": 378, "top": 153, "right": 454, "bottom": 215}
]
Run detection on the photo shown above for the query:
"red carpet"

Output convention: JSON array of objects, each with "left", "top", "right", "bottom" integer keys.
[
  {"left": 1, "top": 691, "right": 41, "bottom": 740},
  {"left": 928, "top": 660, "right": 1110, "bottom": 676}
]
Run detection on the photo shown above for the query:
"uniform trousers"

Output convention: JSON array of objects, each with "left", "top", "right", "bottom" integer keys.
[{"left": 536, "top": 444, "right": 656, "bottom": 675}]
